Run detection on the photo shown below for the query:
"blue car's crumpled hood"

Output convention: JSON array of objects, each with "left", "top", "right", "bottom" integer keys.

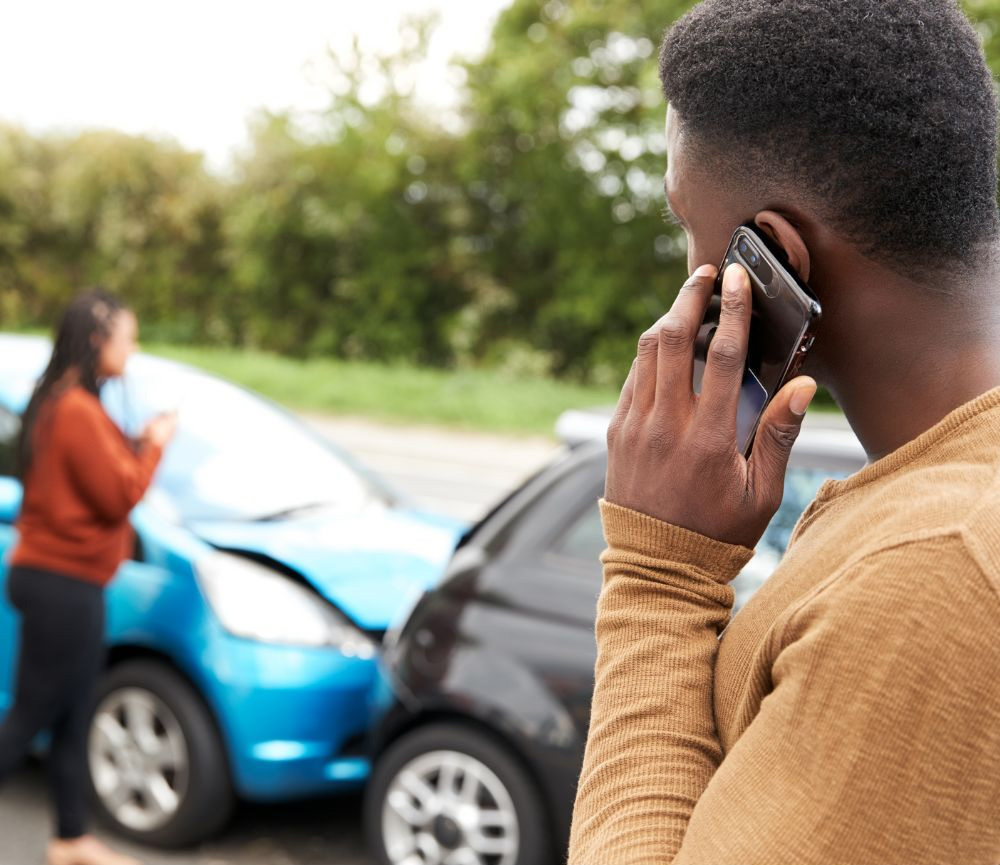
[{"left": 189, "top": 506, "right": 465, "bottom": 631}]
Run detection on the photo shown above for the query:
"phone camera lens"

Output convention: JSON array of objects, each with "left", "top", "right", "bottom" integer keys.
[
  {"left": 749, "top": 253, "right": 760, "bottom": 267},
  {"left": 738, "top": 240, "right": 749, "bottom": 254}
]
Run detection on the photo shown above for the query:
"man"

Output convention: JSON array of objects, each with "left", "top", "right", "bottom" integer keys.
[{"left": 568, "top": 2, "right": 1000, "bottom": 864}]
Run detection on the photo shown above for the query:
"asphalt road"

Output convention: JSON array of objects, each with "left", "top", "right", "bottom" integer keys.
[
  {"left": 0, "top": 762, "right": 370, "bottom": 865},
  {"left": 306, "top": 415, "right": 560, "bottom": 522},
  {"left": 0, "top": 416, "right": 559, "bottom": 865}
]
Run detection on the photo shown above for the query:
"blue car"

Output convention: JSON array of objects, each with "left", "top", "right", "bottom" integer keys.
[{"left": 0, "top": 334, "right": 464, "bottom": 847}]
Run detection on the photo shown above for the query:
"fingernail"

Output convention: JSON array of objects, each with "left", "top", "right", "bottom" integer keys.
[
  {"left": 724, "top": 263, "right": 747, "bottom": 295},
  {"left": 790, "top": 382, "right": 817, "bottom": 416},
  {"left": 693, "top": 264, "right": 716, "bottom": 279}
]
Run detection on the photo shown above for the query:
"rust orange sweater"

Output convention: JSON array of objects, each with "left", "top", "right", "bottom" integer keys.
[
  {"left": 11, "top": 386, "right": 163, "bottom": 587},
  {"left": 570, "top": 389, "right": 1000, "bottom": 865}
]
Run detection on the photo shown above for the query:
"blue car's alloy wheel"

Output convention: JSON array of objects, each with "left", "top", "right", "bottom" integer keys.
[
  {"left": 89, "top": 685, "right": 189, "bottom": 833},
  {"left": 87, "top": 660, "right": 235, "bottom": 848}
]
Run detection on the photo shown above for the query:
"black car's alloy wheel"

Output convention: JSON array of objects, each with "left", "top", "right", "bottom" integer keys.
[
  {"left": 87, "top": 660, "right": 235, "bottom": 848},
  {"left": 366, "top": 722, "right": 551, "bottom": 865}
]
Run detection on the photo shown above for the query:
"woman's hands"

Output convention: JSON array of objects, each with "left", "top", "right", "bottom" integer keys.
[
  {"left": 141, "top": 411, "right": 178, "bottom": 450},
  {"left": 604, "top": 262, "right": 817, "bottom": 551}
]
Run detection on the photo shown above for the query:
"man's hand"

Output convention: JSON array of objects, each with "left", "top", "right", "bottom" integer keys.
[{"left": 605, "top": 262, "right": 817, "bottom": 550}]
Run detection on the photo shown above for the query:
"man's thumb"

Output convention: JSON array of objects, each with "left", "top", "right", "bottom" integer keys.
[{"left": 750, "top": 376, "right": 817, "bottom": 495}]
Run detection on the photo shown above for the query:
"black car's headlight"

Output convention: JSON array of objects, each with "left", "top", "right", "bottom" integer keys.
[{"left": 195, "top": 551, "right": 376, "bottom": 657}]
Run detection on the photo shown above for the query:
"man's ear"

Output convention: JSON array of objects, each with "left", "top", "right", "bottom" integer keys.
[{"left": 754, "top": 211, "right": 811, "bottom": 282}]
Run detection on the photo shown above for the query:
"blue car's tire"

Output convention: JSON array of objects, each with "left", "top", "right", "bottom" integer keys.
[
  {"left": 365, "top": 722, "right": 552, "bottom": 865},
  {"left": 87, "top": 659, "right": 235, "bottom": 848}
]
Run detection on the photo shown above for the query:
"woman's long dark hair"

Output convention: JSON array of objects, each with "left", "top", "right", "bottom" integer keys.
[{"left": 17, "top": 289, "right": 127, "bottom": 479}]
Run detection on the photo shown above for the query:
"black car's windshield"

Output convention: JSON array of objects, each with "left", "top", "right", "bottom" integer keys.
[
  {"left": 759, "top": 467, "right": 834, "bottom": 554},
  {"left": 101, "top": 360, "right": 386, "bottom": 523},
  {"left": 729, "top": 466, "right": 847, "bottom": 609}
]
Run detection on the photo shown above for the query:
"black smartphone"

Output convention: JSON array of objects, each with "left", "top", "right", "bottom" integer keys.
[{"left": 693, "top": 224, "right": 822, "bottom": 455}]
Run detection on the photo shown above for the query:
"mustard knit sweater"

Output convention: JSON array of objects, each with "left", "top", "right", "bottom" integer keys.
[{"left": 569, "top": 390, "right": 1000, "bottom": 865}]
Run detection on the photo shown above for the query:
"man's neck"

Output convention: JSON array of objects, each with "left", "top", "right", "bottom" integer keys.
[
  {"left": 824, "top": 267, "right": 1000, "bottom": 461},
  {"left": 832, "top": 355, "right": 1000, "bottom": 462}
]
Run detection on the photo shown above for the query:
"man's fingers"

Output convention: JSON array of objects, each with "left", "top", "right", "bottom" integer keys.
[
  {"left": 631, "top": 264, "right": 717, "bottom": 417},
  {"left": 748, "top": 376, "right": 817, "bottom": 505},
  {"left": 620, "top": 358, "right": 637, "bottom": 410},
  {"left": 631, "top": 326, "right": 661, "bottom": 416},
  {"left": 654, "top": 264, "right": 717, "bottom": 408},
  {"left": 698, "top": 264, "right": 752, "bottom": 436},
  {"left": 609, "top": 358, "right": 637, "bottom": 441}
]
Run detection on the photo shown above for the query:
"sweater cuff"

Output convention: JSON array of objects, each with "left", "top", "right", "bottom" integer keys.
[{"left": 600, "top": 500, "right": 755, "bottom": 584}]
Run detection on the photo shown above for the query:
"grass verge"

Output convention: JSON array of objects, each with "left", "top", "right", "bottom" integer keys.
[{"left": 144, "top": 344, "right": 622, "bottom": 438}]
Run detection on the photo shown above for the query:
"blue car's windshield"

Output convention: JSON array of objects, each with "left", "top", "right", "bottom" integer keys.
[{"left": 102, "top": 360, "right": 384, "bottom": 523}]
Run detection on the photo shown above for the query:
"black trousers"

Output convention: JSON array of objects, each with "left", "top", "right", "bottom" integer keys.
[{"left": 0, "top": 566, "right": 106, "bottom": 839}]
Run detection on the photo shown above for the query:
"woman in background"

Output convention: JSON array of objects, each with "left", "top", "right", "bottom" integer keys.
[{"left": 0, "top": 291, "right": 176, "bottom": 865}]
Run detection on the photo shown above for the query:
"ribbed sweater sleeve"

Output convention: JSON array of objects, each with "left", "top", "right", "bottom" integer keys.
[
  {"left": 54, "top": 391, "right": 163, "bottom": 524},
  {"left": 569, "top": 505, "right": 1000, "bottom": 865},
  {"left": 568, "top": 500, "right": 753, "bottom": 864}
]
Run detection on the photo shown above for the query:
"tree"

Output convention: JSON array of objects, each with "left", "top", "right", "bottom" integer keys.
[
  {"left": 2, "top": 0, "right": 998, "bottom": 384},
  {"left": 224, "top": 23, "right": 472, "bottom": 363},
  {"left": 0, "top": 127, "right": 227, "bottom": 342}
]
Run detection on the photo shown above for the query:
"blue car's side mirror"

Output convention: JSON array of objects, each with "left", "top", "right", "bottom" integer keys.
[{"left": 0, "top": 476, "right": 22, "bottom": 524}]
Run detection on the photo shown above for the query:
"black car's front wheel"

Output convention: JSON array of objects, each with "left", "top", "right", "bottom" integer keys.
[
  {"left": 87, "top": 660, "right": 235, "bottom": 848},
  {"left": 366, "top": 722, "right": 551, "bottom": 865}
]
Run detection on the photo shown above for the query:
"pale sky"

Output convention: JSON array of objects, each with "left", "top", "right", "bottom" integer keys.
[{"left": 0, "top": 0, "right": 512, "bottom": 169}]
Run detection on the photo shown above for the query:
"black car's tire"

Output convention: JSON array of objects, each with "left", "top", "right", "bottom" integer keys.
[
  {"left": 365, "top": 722, "right": 551, "bottom": 865},
  {"left": 87, "top": 660, "right": 235, "bottom": 848}
]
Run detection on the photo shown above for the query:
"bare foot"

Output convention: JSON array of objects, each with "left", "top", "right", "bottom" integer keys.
[{"left": 46, "top": 835, "right": 143, "bottom": 865}]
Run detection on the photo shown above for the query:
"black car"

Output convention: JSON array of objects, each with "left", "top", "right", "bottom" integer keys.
[{"left": 364, "top": 415, "right": 866, "bottom": 865}]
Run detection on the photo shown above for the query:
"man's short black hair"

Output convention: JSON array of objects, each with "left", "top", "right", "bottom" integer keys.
[{"left": 659, "top": 0, "right": 999, "bottom": 280}]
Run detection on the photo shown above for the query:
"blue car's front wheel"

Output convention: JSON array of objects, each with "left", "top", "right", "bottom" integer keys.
[{"left": 87, "top": 659, "right": 235, "bottom": 848}]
